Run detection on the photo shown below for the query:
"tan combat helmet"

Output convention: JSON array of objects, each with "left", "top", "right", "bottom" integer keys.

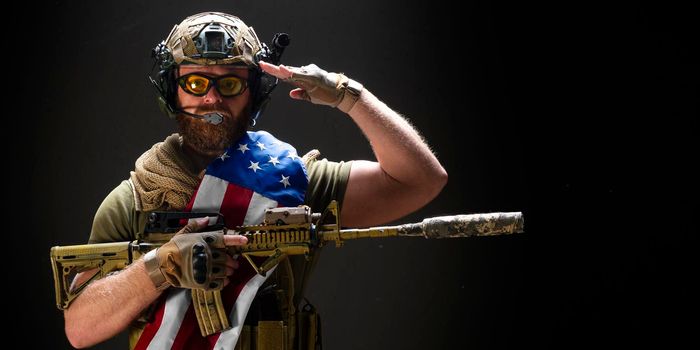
[{"left": 161, "top": 11, "right": 263, "bottom": 67}]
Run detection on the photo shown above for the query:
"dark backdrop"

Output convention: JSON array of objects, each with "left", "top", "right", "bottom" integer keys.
[{"left": 10, "top": 1, "right": 696, "bottom": 349}]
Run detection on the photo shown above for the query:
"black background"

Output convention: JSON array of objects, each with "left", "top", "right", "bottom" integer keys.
[{"left": 10, "top": 0, "right": 696, "bottom": 349}]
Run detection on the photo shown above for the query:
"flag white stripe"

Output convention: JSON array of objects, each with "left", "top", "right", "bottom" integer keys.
[
  {"left": 147, "top": 289, "right": 191, "bottom": 350},
  {"left": 190, "top": 174, "right": 229, "bottom": 226},
  {"left": 243, "top": 192, "right": 277, "bottom": 226},
  {"left": 215, "top": 265, "right": 277, "bottom": 348}
]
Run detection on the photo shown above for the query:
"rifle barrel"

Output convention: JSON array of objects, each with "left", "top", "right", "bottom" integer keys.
[{"left": 334, "top": 212, "right": 524, "bottom": 241}]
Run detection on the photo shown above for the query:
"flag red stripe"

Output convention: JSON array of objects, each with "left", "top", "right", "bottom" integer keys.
[
  {"left": 205, "top": 184, "right": 257, "bottom": 346},
  {"left": 133, "top": 298, "right": 166, "bottom": 350},
  {"left": 179, "top": 182, "right": 202, "bottom": 226},
  {"left": 171, "top": 304, "right": 206, "bottom": 350},
  {"left": 185, "top": 184, "right": 201, "bottom": 212},
  {"left": 219, "top": 183, "right": 254, "bottom": 227}
]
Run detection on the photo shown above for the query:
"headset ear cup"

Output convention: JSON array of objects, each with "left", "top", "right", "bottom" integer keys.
[
  {"left": 153, "top": 68, "right": 178, "bottom": 119},
  {"left": 250, "top": 70, "right": 278, "bottom": 122},
  {"left": 251, "top": 96, "right": 271, "bottom": 125},
  {"left": 157, "top": 96, "right": 177, "bottom": 119},
  {"left": 249, "top": 68, "right": 263, "bottom": 119}
]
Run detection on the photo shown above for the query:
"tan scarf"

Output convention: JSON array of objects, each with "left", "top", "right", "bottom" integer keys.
[{"left": 129, "top": 134, "right": 201, "bottom": 211}]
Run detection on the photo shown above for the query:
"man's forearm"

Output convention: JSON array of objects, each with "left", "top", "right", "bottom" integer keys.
[
  {"left": 347, "top": 89, "right": 447, "bottom": 188},
  {"left": 64, "top": 259, "right": 162, "bottom": 349}
]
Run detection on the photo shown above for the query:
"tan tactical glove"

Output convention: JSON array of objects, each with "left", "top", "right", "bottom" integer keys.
[
  {"left": 284, "top": 64, "right": 364, "bottom": 113},
  {"left": 143, "top": 221, "right": 229, "bottom": 291}
]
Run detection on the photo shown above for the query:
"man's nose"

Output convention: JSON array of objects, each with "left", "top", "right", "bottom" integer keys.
[{"left": 203, "top": 86, "right": 223, "bottom": 104}]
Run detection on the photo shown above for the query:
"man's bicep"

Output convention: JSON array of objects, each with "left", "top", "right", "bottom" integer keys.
[
  {"left": 304, "top": 157, "right": 352, "bottom": 213},
  {"left": 341, "top": 160, "right": 429, "bottom": 227}
]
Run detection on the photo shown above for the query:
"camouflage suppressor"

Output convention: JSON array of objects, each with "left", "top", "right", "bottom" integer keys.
[{"left": 51, "top": 201, "right": 523, "bottom": 336}]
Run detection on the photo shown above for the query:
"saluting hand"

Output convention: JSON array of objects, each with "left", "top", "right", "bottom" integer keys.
[{"left": 259, "top": 61, "right": 363, "bottom": 113}]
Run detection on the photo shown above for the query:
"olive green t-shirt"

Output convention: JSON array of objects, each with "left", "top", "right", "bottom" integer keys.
[{"left": 88, "top": 157, "right": 352, "bottom": 244}]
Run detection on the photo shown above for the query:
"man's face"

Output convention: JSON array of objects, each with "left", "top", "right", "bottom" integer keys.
[{"left": 176, "top": 65, "right": 251, "bottom": 158}]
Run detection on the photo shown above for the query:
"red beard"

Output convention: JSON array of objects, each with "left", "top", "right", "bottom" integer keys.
[{"left": 177, "top": 109, "right": 250, "bottom": 157}]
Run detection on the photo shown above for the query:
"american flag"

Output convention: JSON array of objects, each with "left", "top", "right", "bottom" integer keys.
[{"left": 134, "top": 131, "right": 308, "bottom": 349}]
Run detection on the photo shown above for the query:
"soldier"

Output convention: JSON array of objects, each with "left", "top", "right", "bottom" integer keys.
[{"left": 63, "top": 11, "right": 447, "bottom": 349}]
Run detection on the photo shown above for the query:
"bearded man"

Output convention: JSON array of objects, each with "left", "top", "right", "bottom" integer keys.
[{"left": 63, "top": 12, "right": 447, "bottom": 350}]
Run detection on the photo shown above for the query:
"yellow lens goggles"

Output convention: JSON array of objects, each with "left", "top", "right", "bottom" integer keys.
[{"left": 177, "top": 73, "right": 248, "bottom": 97}]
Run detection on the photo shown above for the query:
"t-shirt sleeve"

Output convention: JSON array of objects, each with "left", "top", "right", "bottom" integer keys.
[
  {"left": 304, "top": 157, "right": 353, "bottom": 213},
  {"left": 88, "top": 180, "right": 138, "bottom": 243}
]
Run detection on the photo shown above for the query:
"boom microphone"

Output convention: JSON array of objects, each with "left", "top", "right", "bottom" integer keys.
[{"left": 176, "top": 110, "right": 224, "bottom": 125}]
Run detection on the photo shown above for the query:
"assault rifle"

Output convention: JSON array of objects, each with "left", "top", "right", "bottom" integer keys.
[{"left": 51, "top": 201, "right": 523, "bottom": 336}]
